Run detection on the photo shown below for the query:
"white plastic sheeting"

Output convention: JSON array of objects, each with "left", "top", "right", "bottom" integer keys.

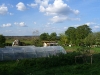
[{"left": 0, "top": 46, "right": 66, "bottom": 61}]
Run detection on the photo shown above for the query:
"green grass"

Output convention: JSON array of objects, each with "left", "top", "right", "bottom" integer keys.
[
  {"left": 91, "top": 47, "right": 100, "bottom": 53},
  {"left": 0, "top": 52, "right": 100, "bottom": 75},
  {"left": 63, "top": 46, "right": 100, "bottom": 54}
]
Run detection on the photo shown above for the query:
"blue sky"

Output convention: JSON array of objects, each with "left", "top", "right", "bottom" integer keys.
[{"left": 0, "top": 0, "right": 100, "bottom": 36}]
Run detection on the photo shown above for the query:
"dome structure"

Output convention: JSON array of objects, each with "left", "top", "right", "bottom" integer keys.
[{"left": 0, "top": 46, "right": 66, "bottom": 61}]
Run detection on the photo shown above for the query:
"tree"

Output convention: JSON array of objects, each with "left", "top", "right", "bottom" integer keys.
[
  {"left": 84, "top": 33, "right": 96, "bottom": 46},
  {"left": 59, "top": 33, "right": 68, "bottom": 46},
  {"left": 0, "top": 35, "right": 6, "bottom": 47},
  {"left": 94, "top": 32, "right": 100, "bottom": 45},
  {"left": 76, "top": 25, "right": 92, "bottom": 39},
  {"left": 65, "top": 27, "right": 76, "bottom": 44},
  {"left": 75, "top": 25, "right": 92, "bottom": 45},
  {"left": 32, "top": 39, "right": 42, "bottom": 47},
  {"left": 40, "top": 33, "right": 50, "bottom": 41},
  {"left": 49, "top": 32, "right": 57, "bottom": 41}
]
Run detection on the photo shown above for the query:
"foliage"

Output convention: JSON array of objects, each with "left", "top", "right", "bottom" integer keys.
[
  {"left": 49, "top": 32, "right": 57, "bottom": 41},
  {"left": 0, "top": 35, "right": 6, "bottom": 47},
  {"left": 40, "top": 32, "right": 58, "bottom": 41},
  {"left": 65, "top": 25, "right": 92, "bottom": 45},
  {"left": 1, "top": 52, "right": 100, "bottom": 75},
  {"left": 65, "top": 27, "right": 76, "bottom": 44},
  {"left": 40, "top": 33, "right": 50, "bottom": 41},
  {"left": 84, "top": 33, "right": 96, "bottom": 46},
  {"left": 77, "top": 46, "right": 91, "bottom": 55},
  {"left": 75, "top": 25, "right": 92, "bottom": 45},
  {"left": 94, "top": 32, "right": 100, "bottom": 45},
  {"left": 76, "top": 25, "right": 92, "bottom": 39},
  {"left": 58, "top": 33, "right": 68, "bottom": 46},
  {"left": 32, "top": 39, "right": 42, "bottom": 47}
]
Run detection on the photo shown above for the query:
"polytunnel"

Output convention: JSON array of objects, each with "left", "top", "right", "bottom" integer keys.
[{"left": 0, "top": 46, "right": 66, "bottom": 61}]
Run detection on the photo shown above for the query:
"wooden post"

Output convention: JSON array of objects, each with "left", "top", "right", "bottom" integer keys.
[{"left": 91, "top": 54, "right": 92, "bottom": 65}]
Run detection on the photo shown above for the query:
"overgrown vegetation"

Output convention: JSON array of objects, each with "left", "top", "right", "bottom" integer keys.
[
  {"left": 0, "top": 52, "right": 100, "bottom": 75},
  {"left": 0, "top": 35, "right": 6, "bottom": 48}
]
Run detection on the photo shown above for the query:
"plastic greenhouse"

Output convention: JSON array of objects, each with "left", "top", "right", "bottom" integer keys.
[{"left": 0, "top": 46, "right": 66, "bottom": 61}]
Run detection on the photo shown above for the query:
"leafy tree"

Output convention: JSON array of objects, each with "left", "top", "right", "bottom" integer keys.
[
  {"left": 75, "top": 25, "right": 92, "bottom": 45},
  {"left": 65, "top": 27, "right": 76, "bottom": 44},
  {"left": 84, "top": 33, "right": 96, "bottom": 46},
  {"left": 49, "top": 32, "right": 57, "bottom": 41},
  {"left": 59, "top": 33, "right": 68, "bottom": 46},
  {"left": 76, "top": 25, "right": 92, "bottom": 39},
  {"left": 0, "top": 35, "right": 6, "bottom": 47},
  {"left": 94, "top": 32, "right": 100, "bottom": 45},
  {"left": 40, "top": 33, "right": 50, "bottom": 41},
  {"left": 32, "top": 39, "right": 42, "bottom": 47}
]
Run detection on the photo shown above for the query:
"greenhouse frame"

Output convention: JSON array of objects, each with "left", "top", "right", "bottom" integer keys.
[{"left": 0, "top": 46, "right": 66, "bottom": 61}]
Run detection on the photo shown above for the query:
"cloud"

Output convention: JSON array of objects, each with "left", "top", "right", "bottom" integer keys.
[
  {"left": 14, "top": 22, "right": 27, "bottom": 27},
  {"left": 2, "top": 23, "right": 12, "bottom": 27},
  {"left": 27, "top": 3, "right": 37, "bottom": 8},
  {"left": 0, "top": 4, "right": 8, "bottom": 15},
  {"left": 85, "top": 22, "right": 96, "bottom": 26},
  {"left": 50, "top": 16, "right": 67, "bottom": 23},
  {"left": 16, "top": 2, "right": 27, "bottom": 11},
  {"left": 39, "top": 0, "right": 79, "bottom": 16},
  {"left": 36, "top": 0, "right": 80, "bottom": 23},
  {"left": 94, "top": 26, "right": 100, "bottom": 29},
  {"left": 35, "top": 0, "right": 49, "bottom": 7}
]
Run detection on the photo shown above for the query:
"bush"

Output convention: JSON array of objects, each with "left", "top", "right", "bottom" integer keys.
[{"left": 0, "top": 35, "right": 6, "bottom": 47}]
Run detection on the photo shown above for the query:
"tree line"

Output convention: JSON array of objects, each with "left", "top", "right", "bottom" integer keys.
[
  {"left": 39, "top": 24, "right": 100, "bottom": 47},
  {"left": 0, "top": 24, "right": 100, "bottom": 47}
]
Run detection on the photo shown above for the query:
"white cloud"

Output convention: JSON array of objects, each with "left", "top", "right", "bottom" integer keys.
[
  {"left": 69, "top": 18, "right": 80, "bottom": 21},
  {"left": 14, "top": 22, "right": 19, "bottom": 25},
  {"left": 51, "top": 16, "right": 67, "bottom": 23},
  {"left": 85, "top": 22, "right": 96, "bottom": 26},
  {"left": 35, "top": 0, "right": 49, "bottom": 7},
  {"left": 36, "top": 0, "right": 80, "bottom": 23},
  {"left": 16, "top": 2, "right": 27, "bottom": 11},
  {"left": 27, "top": 3, "right": 37, "bottom": 8},
  {"left": 39, "top": 0, "right": 79, "bottom": 16},
  {"left": 0, "top": 4, "right": 8, "bottom": 15},
  {"left": 94, "top": 26, "right": 100, "bottom": 28},
  {"left": 2, "top": 23, "right": 12, "bottom": 27},
  {"left": 19, "top": 22, "right": 27, "bottom": 27},
  {"left": 14, "top": 22, "right": 27, "bottom": 27}
]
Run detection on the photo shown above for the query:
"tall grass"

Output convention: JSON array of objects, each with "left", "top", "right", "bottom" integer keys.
[{"left": 0, "top": 52, "right": 100, "bottom": 75}]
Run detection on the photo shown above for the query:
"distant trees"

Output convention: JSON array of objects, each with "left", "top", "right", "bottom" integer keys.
[
  {"left": 40, "top": 33, "right": 50, "bottom": 41},
  {"left": 40, "top": 32, "right": 57, "bottom": 41},
  {"left": 0, "top": 35, "right": 6, "bottom": 47},
  {"left": 38, "top": 24, "right": 100, "bottom": 47},
  {"left": 49, "top": 32, "right": 57, "bottom": 41}
]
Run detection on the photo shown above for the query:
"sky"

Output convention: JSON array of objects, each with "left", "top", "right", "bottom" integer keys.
[{"left": 0, "top": 0, "right": 100, "bottom": 36}]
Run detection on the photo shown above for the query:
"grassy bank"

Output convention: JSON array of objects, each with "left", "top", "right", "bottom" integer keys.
[{"left": 0, "top": 52, "right": 100, "bottom": 75}]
